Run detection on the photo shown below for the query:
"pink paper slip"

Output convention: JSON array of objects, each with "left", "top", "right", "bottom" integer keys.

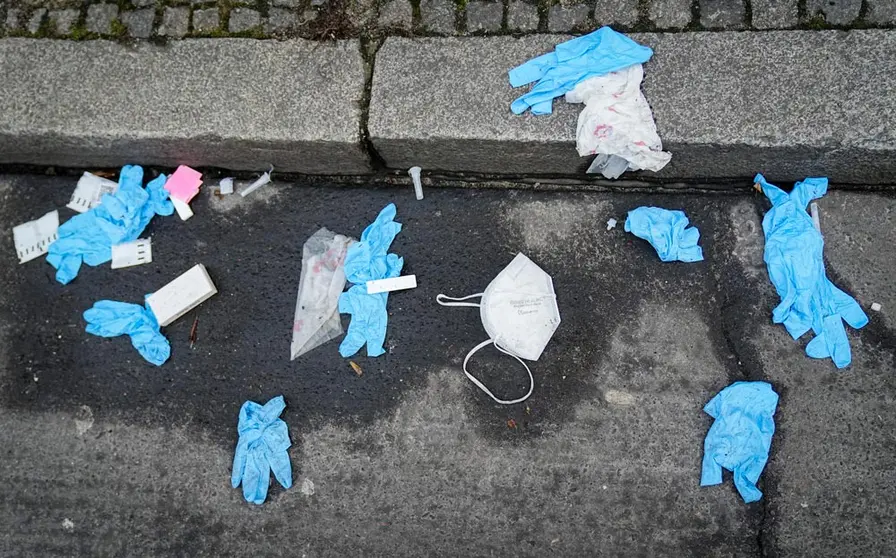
[{"left": 164, "top": 165, "right": 203, "bottom": 203}]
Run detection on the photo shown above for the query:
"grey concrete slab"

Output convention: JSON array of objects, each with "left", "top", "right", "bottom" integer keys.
[
  {"left": 724, "top": 190, "right": 896, "bottom": 558},
  {"left": 368, "top": 31, "right": 896, "bottom": 184},
  {"left": 0, "top": 173, "right": 768, "bottom": 557},
  {"left": 1, "top": 173, "right": 894, "bottom": 556},
  {"left": 0, "top": 39, "right": 369, "bottom": 174}
]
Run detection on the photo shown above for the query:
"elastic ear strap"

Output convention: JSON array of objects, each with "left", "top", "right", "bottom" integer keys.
[
  {"left": 462, "top": 339, "right": 534, "bottom": 405},
  {"left": 436, "top": 293, "right": 484, "bottom": 308}
]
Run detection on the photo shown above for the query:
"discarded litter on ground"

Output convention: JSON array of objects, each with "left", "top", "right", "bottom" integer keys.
[
  {"left": 164, "top": 165, "right": 202, "bottom": 221},
  {"left": 701, "top": 381, "right": 778, "bottom": 504},
  {"left": 110, "top": 238, "right": 152, "bottom": 269},
  {"left": 349, "top": 361, "right": 363, "bottom": 376},
  {"left": 68, "top": 172, "right": 119, "bottom": 213},
  {"left": 164, "top": 165, "right": 202, "bottom": 203},
  {"left": 13, "top": 210, "right": 59, "bottom": 264},
  {"left": 339, "top": 204, "right": 404, "bottom": 358},
  {"left": 871, "top": 302, "right": 882, "bottom": 312},
  {"left": 755, "top": 174, "right": 868, "bottom": 368},
  {"left": 189, "top": 315, "right": 199, "bottom": 349},
  {"left": 240, "top": 167, "right": 273, "bottom": 198},
  {"left": 219, "top": 177, "right": 235, "bottom": 195},
  {"left": 606, "top": 218, "right": 617, "bottom": 230},
  {"left": 624, "top": 207, "right": 704, "bottom": 262},
  {"left": 231, "top": 395, "right": 292, "bottom": 505},
  {"left": 437, "top": 253, "right": 560, "bottom": 405},
  {"left": 408, "top": 166, "right": 423, "bottom": 200},
  {"left": 84, "top": 299, "right": 170, "bottom": 365},
  {"left": 47, "top": 165, "right": 173, "bottom": 284},
  {"left": 810, "top": 202, "right": 821, "bottom": 232},
  {"left": 565, "top": 64, "right": 671, "bottom": 178},
  {"left": 508, "top": 26, "right": 668, "bottom": 178},
  {"left": 146, "top": 263, "right": 218, "bottom": 327},
  {"left": 367, "top": 275, "right": 417, "bottom": 294},
  {"left": 83, "top": 264, "right": 217, "bottom": 365},
  {"left": 170, "top": 197, "right": 194, "bottom": 221},
  {"left": 290, "top": 228, "right": 354, "bottom": 360}
]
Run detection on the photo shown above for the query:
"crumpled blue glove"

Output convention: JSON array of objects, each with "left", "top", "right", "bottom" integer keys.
[
  {"left": 701, "top": 381, "right": 778, "bottom": 503},
  {"left": 83, "top": 299, "right": 170, "bottom": 366},
  {"left": 624, "top": 206, "right": 704, "bottom": 262},
  {"left": 231, "top": 395, "right": 292, "bottom": 505},
  {"left": 47, "top": 165, "right": 174, "bottom": 284},
  {"left": 338, "top": 203, "right": 403, "bottom": 358},
  {"left": 508, "top": 26, "right": 653, "bottom": 115},
  {"left": 756, "top": 173, "right": 868, "bottom": 368}
]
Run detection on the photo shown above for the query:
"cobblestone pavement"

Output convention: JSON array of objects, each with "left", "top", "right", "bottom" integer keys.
[{"left": 1, "top": 0, "right": 893, "bottom": 40}]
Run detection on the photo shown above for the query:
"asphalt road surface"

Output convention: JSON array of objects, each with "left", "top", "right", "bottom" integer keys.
[{"left": 0, "top": 173, "right": 893, "bottom": 557}]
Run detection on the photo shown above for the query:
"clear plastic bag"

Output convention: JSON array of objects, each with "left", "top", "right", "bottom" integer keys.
[{"left": 290, "top": 228, "right": 355, "bottom": 360}]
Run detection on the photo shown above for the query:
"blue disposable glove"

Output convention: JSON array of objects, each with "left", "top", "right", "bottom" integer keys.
[
  {"left": 624, "top": 206, "right": 704, "bottom": 262},
  {"left": 47, "top": 165, "right": 174, "bottom": 284},
  {"left": 701, "top": 381, "right": 778, "bottom": 503},
  {"left": 508, "top": 27, "right": 653, "bottom": 115},
  {"left": 84, "top": 299, "right": 170, "bottom": 366},
  {"left": 339, "top": 286, "right": 390, "bottom": 357},
  {"left": 756, "top": 174, "right": 868, "bottom": 368},
  {"left": 338, "top": 203, "right": 404, "bottom": 358},
  {"left": 231, "top": 396, "right": 293, "bottom": 505}
]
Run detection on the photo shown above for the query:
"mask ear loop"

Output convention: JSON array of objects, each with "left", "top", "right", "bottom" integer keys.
[
  {"left": 462, "top": 339, "right": 534, "bottom": 405},
  {"left": 436, "top": 293, "right": 484, "bottom": 308}
]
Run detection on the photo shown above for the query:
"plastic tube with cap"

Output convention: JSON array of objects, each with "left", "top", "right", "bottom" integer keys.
[
  {"left": 240, "top": 166, "right": 274, "bottom": 198},
  {"left": 408, "top": 167, "right": 423, "bottom": 200}
]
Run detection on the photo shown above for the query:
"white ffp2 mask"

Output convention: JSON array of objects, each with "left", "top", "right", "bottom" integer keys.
[{"left": 437, "top": 253, "right": 561, "bottom": 404}]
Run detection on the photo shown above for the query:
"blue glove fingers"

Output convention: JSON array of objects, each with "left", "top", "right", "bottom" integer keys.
[
  {"left": 231, "top": 438, "right": 250, "bottom": 488},
  {"left": 530, "top": 99, "right": 554, "bottom": 116},
  {"left": 338, "top": 292, "right": 367, "bottom": 358},
  {"left": 339, "top": 319, "right": 367, "bottom": 357},
  {"left": 733, "top": 467, "right": 763, "bottom": 503},
  {"left": 700, "top": 450, "right": 723, "bottom": 487},
  {"left": 754, "top": 174, "right": 789, "bottom": 207},
  {"left": 260, "top": 395, "right": 287, "bottom": 423},
  {"left": 54, "top": 255, "right": 83, "bottom": 285},
  {"left": 144, "top": 174, "right": 174, "bottom": 217},
  {"left": 508, "top": 51, "right": 557, "bottom": 87},
  {"left": 266, "top": 447, "right": 293, "bottom": 490},
  {"left": 242, "top": 448, "right": 271, "bottom": 505},
  {"left": 791, "top": 177, "right": 828, "bottom": 209},
  {"left": 365, "top": 293, "right": 389, "bottom": 357},
  {"left": 119, "top": 164, "right": 144, "bottom": 189},
  {"left": 130, "top": 330, "right": 170, "bottom": 366},
  {"left": 828, "top": 283, "right": 869, "bottom": 330},
  {"left": 806, "top": 315, "right": 851, "bottom": 368}
]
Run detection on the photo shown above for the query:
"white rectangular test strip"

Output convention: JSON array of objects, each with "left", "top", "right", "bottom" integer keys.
[
  {"left": 67, "top": 172, "right": 119, "bottom": 213},
  {"left": 367, "top": 274, "right": 417, "bottom": 294},
  {"left": 13, "top": 210, "right": 59, "bottom": 264},
  {"left": 111, "top": 238, "right": 152, "bottom": 269},
  {"left": 146, "top": 264, "right": 217, "bottom": 327}
]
